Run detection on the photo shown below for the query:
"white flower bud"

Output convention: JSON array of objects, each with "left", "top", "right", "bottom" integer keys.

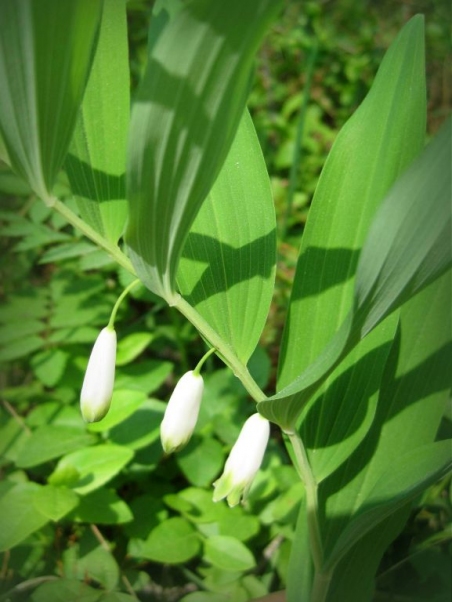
[
  {"left": 160, "top": 370, "right": 204, "bottom": 454},
  {"left": 80, "top": 326, "right": 116, "bottom": 423},
  {"left": 213, "top": 413, "right": 270, "bottom": 507}
]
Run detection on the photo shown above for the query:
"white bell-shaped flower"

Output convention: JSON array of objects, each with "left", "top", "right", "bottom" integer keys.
[
  {"left": 80, "top": 326, "right": 116, "bottom": 423},
  {"left": 160, "top": 370, "right": 204, "bottom": 454},
  {"left": 213, "top": 413, "right": 270, "bottom": 507}
]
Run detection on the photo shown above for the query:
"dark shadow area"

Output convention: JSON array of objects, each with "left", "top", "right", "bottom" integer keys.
[
  {"left": 301, "top": 339, "right": 394, "bottom": 450},
  {"left": 179, "top": 229, "right": 276, "bottom": 304},
  {"left": 318, "top": 328, "right": 452, "bottom": 548},
  {"left": 65, "top": 154, "right": 125, "bottom": 203},
  {"left": 289, "top": 245, "right": 360, "bottom": 301}
]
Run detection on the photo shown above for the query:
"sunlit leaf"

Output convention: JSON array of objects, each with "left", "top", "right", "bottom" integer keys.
[
  {"left": 0, "top": 0, "right": 103, "bottom": 200},
  {"left": 177, "top": 111, "right": 276, "bottom": 363},
  {"left": 126, "top": 0, "right": 281, "bottom": 301},
  {"left": 66, "top": 0, "right": 129, "bottom": 243},
  {"left": 263, "top": 16, "right": 427, "bottom": 430}
]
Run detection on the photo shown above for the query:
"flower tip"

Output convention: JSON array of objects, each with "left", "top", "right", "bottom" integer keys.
[
  {"left": 212, "top": 413, "right": 270, "bottom": 506},
  {"left": 80, "top": 326, "right": 117, "bottom": 423}
]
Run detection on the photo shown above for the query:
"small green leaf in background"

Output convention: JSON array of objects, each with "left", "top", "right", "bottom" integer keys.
[
  {"left": 66, "top": 0, "right": 129, "bottom": 243},
  {"left": 0, "top": 482, "right": 49, "bottom": 551},
  {"left": 30, "top": 579, "right": 102, "bottom": 602},
  {"left": 116, "top": 332, "right": 153, "bottom": 366},
  {"left": 108, "top": 398, "right": 166, "bottom": 451},
  {"left": 204, "top": 535, "right": 256, "bottom": 572},
  {"left": 69, "top": 488, "right": 133, "bottom": 525},
  {"left": 132, "top": 517, "right": 201, "bottom": 564},
  {"left": 33, "top": 485, "right": 79, "bottom": 522},
  {"left": 15, "top": 425, "right": 96, "bottom": 469},
  {"left": 86, "top": 390, "right": 148, "bottom": 432},
  {"left": 62, "top": 530, "right": 119, "bottom": 591},
  {"left": 0, "top": 0, "right": 103, "bottom": 199},
  {"left": 176, "top": 436, "right": 225, "bottom": 488},
  {"left": 126, "top": 0, "right": 281, "bottom": 301},
  {"left": 48, "top": 444, "right": 134, "bottom": 495},
  {"left": 30, "top": 348, "right": 69, "bottom": 387},
  {"left": 177, "top": 111, "right": 276, "bottom": 364}
]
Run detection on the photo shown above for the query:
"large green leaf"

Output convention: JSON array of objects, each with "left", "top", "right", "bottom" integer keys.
[
  {"left": 260, "top": 111, "right": 451, "bottom": 430},
  {"left": 325, "top": 440, "right": 452, "bottom": 573},
  {"left": 260, "top": 16, "right": 427, "bottom": 431},
  {"left": 177, "top": 111, "right": 276, "bottom": 363},
  {"left": 0, "top": 482, "right": 49, "bottom": 551},
  {"left": 66, "top": 0, "right": 129, "bottom": 243},
  {"left": 125, "top": 0, "right": 281, "bottom": 302},
  {"left": 0, "top": 0, "right": 103, "bottom": 200},
  {"left": 318, "top": 271, "right": 451, "bottom": 596},
  {"left": 48, "top": 444, "right": 134, "bottom": 495}
]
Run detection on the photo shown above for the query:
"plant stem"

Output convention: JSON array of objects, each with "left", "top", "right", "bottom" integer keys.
[
  {"left": 49, "top": 196, "right": 136, "bottom": 275},
  {"left": 287, "top": 430, "right": 323, "bottom": 572},
  {"left": 174, "top": 296, "right": 267, "bottom": 403},
  {"left": 193, "top": 346, "right": 217, "bottom": 375},
  {"left": 108, "top": 278, "right": 141, "bottom": 328},
  {"left": 47, "top": 194, "right": 266, "bottom": 404}
]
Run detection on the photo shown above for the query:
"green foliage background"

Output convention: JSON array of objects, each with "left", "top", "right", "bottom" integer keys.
[{"left": 0, "top": 1, "right": 450, "bottom": 601}]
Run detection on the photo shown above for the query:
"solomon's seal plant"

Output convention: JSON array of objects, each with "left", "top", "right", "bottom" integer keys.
[{"left": 0, "top": 1, "right": 450, "bottom": 601}]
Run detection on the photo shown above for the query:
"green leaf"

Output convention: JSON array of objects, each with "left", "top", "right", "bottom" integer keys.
[
  {"left": 66, "top": 0, "right": 129, "bottom": 243},
  {"left": 277, "top": 15, "right": 426, "bottom": 394},
  {"left": 260, "top": 20, "right": 451, "bottom": 430},
  {"left": 48, "top": 444, "right": 134, "bottom": 495},
  {"left": 0, "top": 0, "right": 103, "bottom": 199},
  {"left": 326, "top": 440, "right": 452, "bottom": 572},
  {"left": 0, "top": 335, "right": 44, "bottom": 362},
  {"left": 115, "top": 360, "right": 173, "bottom": 394},
  {"left": 33, "top": 485, "right": 80, "bottom": 522},
  {"left": 204, "top": 535, "right": 255, "bottom": 572},
  {"left": 0, "top": 482, "right": 49, "bottom": 551},
  {"left": 108, "top": 398, "right": 165, "bottom": 451},
  {"left": 30, "top": 348, "right": 69, "bottom": 387},
  {"left": 62, "top": 530, "right": 119, "bottom": 591},
  {"left": 86, "top": 390, "right": 148, "bottom": 433},
  {"left": 116, "top": 332, "right": 153, "bottom": 366},
  {"left": 126, "top": 0, "right": 281, "bottom": 301},
  {"left": 15, "top": 425, "right": 96, "bottom": 469},
  {"left": 300, "top": 316, "right": 398, "bottom": 482},
  {"left": 177, "top": 111, "right": 276, "bottom": 363},
  {"left": 134, "top": 517, "right": 201, "bottom": 564},
  {"left": 30, "top": 579, "right": 102, "bottom": 602},
  {"left": 176, "top": 436, "right": 225, "bottom": 488},
  {"left": 69, "top": 488, "right": 133, "bottom": 525},
  {"left": 319, "top": 271, "right": 452, "bottom": 590}
]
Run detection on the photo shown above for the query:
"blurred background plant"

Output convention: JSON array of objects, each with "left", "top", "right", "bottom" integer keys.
[{"left": 0, "top": 1, "right": 450, "bottom": 601}]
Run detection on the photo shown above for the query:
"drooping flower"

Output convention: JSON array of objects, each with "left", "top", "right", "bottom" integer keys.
[
  {"left": 160, "top": 370, "right": 204, "bottom": 454},
  {"left": 80, "top": 326, "right": 117, "bottom": 423},
  {"left": 213, "top": 413, "right": 270, "bottom": 507}
]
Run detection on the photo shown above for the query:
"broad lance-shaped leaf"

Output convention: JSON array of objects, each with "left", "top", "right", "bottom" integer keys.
[
  {"left": 320, "top": 269, "right": 452, "bottom": 593},
  {"left": 177, "top": 111, "right": 276, "bottom": 364},
  {"left": 277, "top": 16, "right": 427, "bottom": 398},
  {"left": 259, "top": 118, "right": 451, "bottom": 430},
  {"left": 0, "top": 0, "right": 103, "bottom": 201},
  {"left": 286, "top": 271, "right": 452, "bottom": 601},
  {"left": 66, "top": 0, "right": 129, "bottom": 244},
  {"left": 265, "top": 16, "right": 427, "bottom": 432},
  {"left": 126, "top": 0, "right": 282, "bottom": 303}
]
